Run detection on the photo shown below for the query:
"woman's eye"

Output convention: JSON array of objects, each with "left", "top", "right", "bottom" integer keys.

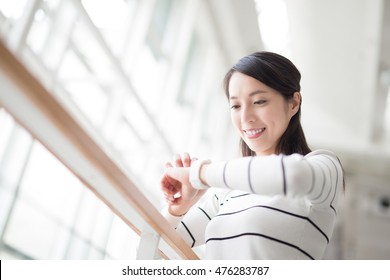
[
  {"left": 254, "top": 100, "right": 266, "bottom": 105},
  {"left": 230, "top": 104, "right": 240, "bottom": 110}
]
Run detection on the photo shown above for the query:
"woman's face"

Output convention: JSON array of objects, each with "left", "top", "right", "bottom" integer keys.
[{"left": 228, "top": 72, "right": 299, "bottom": 156}]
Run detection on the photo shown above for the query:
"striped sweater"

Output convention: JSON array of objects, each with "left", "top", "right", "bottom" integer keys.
[{"left": 163, "top": 150, "right": 343, "bottom": 260}]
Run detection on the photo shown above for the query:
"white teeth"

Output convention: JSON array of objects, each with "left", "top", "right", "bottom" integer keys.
[{"left": 245, "top": 128, "right": 264, "bottom": 135}]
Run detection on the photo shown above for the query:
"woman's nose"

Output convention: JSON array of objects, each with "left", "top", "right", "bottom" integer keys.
[{"left": 241, "top": 106, "right": 256, "bottom": 123}]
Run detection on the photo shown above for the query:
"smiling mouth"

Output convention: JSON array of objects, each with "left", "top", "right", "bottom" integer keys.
[{"left": 244, "top": 128, "right": 266, "bottom": 139}]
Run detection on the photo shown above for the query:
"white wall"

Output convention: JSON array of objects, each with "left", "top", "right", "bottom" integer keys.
[{"left": 285, "top": 0, "right": 384, "bottom": 154}]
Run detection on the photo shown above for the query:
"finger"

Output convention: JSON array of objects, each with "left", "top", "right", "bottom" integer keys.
[
  {"left": 174, "top": 154, "right": 183, "bottom": 167},
  {"left": 160, "top": 174, "right": 171, "bottom": 188},
  {"left": 162, "top": 169, "right": 180, "bottom": 185},
  {"left": 165, "top": 193, "right": 176, "bottom": 202},
  {"left": 164, "top": 173, "right": 181, "bottom": 187},
  {"left": 164, "top": 167, "right": 182, "bottom": 182},
  {"left": 160, "top": 175, "right": 168, "bottom": 189},
  {"left": 165, "top": 162, "right": 173, "bottom": 168},
  {"left": 166, "top": 191, "right": 182, "bottom": 204},
  {"left": 162, "top": 184, "right": 176, "bottom": 195},
  {"left": 173, "top": 196, "right": 183, "bottom": 205},
  {"left": 168, "top": 197, "right": 181, "bottom": 206},
  {"left": 167, "top": 193, "right": 182, "bottom": 205},
  {"left": 163, "top": 179, "right": 180, "bottom": 193},
  {"left": 161, "top": 175, "right": 178, "bottom": 193},
  {"left": 182, "top": 152, "right": 191, "bottom": 167}
]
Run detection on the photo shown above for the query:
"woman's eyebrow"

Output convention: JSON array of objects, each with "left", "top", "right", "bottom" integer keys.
[{"left": 229, "top": 90, "right": 267, "bottom": 100}]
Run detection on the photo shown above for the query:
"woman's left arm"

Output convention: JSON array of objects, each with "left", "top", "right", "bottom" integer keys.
[{"left": 200, "top": 150, "right": 343, "bottom": 205}]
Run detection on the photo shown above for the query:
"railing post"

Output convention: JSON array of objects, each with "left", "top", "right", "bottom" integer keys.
[{"left": 136, "top": 227, "right": 161, "bottom": 260}]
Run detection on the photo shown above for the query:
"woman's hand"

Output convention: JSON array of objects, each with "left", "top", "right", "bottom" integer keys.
[{"left": 160, "top": 153, "right": 206, "bottom": 216}]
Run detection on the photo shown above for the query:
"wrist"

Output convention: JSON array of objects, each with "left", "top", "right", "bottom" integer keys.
[
  {"left": 161, "top": 206, "right": 183, "bottom": 227},
  {"left": 168, "top": 206, "right": 187, "bottom": 217},
  {"left": 189, "top": 159, "right": 211, "bottom": 190}
]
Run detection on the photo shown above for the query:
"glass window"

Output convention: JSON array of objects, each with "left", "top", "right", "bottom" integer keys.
[
  {"left": 123, "top": 96, "right": 154, "bottom": 143},
  {"left": 177, "top": 33, "right": 203, "bottom": 106},
  {"left": 26, "top": 6, "right": 52, "bottom": 56},
  {"left": 384, "top": 85, "right": 390, "bottom": 139},
  {"left": 65, "top": 235, "right": 89, "bottom": 260},
  {"left": 3, "top": 199, "right": 71, "bottom": 259},
  {"left": 0, "top": 188, "right": 13, "bottom": 235},
  {"left": 0, "top": 0, "right": 233, "bottom": 260},
  {"left": 89, "top": 202, "right": 113, "bottom": 250},
  {"left": 111, "top": 117, "right": 142, "bottom": 152},
  {"left": 73, "top": 190, "right": 104, "bottom": 241},
  {"left": 87, "top": 246, "right": 105, "bottom": 260},
  {"left": 130, "top": 46, "right": 169, "bottom": 113},
  {"left": 57, "top": 48, "right": 110, "bottom": 127},
  {"left": 0, "top": 0, "right": 29, "bottom": 20},
  {"left": 18, "top": 142, "right": 83, "bottom": 227},
  {"left": 145, "top": 0, "right": 174, "bottom": 60},
  {"left": 81, "top": 0, "right": 137, "bottom": 57},
  {"left": 105, "top": 215, "right": 139, "bottom": 259},
  {"left": 0, "top": 125, "right": 32, "bottom": 191},
  {"left": 26, "top": 0, "right": 72, "bottom": 70},
  {"left": 0, "top": 114, "right": 141, "bottom": 260},
  {"left": 110, "top": 114, "right": 149, "bottom": 177},
  {"left": 0, "top": 108, "right": 15, "bottom": 163}
]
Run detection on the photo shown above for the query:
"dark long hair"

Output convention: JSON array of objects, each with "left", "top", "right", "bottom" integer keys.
[{"left": 224, "top": 51, "right": 311, "bottom": 157}]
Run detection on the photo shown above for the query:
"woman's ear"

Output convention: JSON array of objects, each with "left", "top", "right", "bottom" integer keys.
[{"left": 289, "top": 92, "right": 301, "bottom": 117}]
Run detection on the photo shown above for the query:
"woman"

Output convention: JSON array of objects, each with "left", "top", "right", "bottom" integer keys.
[{"left": 161, "top": 51, "right": 344, "bottom": 260}]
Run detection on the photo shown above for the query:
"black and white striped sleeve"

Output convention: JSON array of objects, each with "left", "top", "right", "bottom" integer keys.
[{"left": 203, "top": 150, "right": 343, "bottom": 206}]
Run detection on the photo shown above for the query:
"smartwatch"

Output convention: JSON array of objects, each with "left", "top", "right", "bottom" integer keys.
[{"left": 189, "top": 159, "right": 211, "bottom": 190}]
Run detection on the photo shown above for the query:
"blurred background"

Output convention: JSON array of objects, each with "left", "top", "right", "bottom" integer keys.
[{"left": 0, "top": 0, "right": 389, "bottom": 260}]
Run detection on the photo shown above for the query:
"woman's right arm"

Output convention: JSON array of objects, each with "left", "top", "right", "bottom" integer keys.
[{"left": 161, "top": 153, "right": 218, "bottom": 247}]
